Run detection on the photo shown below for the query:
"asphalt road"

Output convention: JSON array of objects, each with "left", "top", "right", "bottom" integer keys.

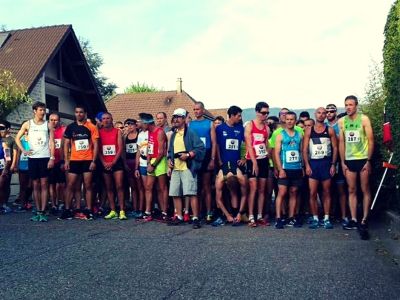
[{"left": 0, "top": 213, "right": 399, "bottom": 300}]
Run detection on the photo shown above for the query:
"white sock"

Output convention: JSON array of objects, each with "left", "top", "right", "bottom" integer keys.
[
  {"left": 177, "top": 215, "right": 183, "bottom": 220},
  {"left": 313, "top": 215, "right": 318, "bottom": 221},
  {"left": 324, "top": 215, "right": 329, "bottom": 221},
  {"left": 257, "top": 214, "right": 262, "bottom": 220}
]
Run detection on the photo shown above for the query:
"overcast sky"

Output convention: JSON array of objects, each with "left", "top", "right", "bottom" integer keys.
[{"left": 1, "top": 0, "right": 395, "bottom": 109}]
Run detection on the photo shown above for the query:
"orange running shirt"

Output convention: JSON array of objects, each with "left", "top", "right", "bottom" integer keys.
[{"left": 64, "top": 121, "right": 99, "bottom": 161}]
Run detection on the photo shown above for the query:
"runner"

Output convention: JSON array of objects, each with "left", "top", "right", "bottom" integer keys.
[
  {"left": 303, "top": 107, "right": 338, "bottom": 229},
  {"left": 214, "top": 116, "right": 225, "bottom": 126},
  {"left": 48, "top": 113, "right": 66, "bottom": 216},
  {"left": 245, "top": 102, "right": 270, "bottom": 227},
  {"left": 156, "top": 112, "right": 171, "bottom": 133},
  {"left": 15, "top": 101, "right": 55, "bottom": 222},
  {"left": 167, "top": 108, "right": 205, "bottom": 228},
  {"left": 0, "top": 137, "right": 11, "bottom": 213},
  {"left": 190, "top": 102, "right": 216, "bottom": 224},
  {"left": 58, "top": 105, "right": 99, "bottom": 221},
  {"left": 339, "top": 95, "right": 374, "bottom": 239},
  {"left": 214, "top": 106, "right": 247, "bottom": 226},
  {"left": 99, "top": 113, "right": 126, "bottom": 220},
  {"left": 274, "top": 111, "right": 304, "bottom": 229}
]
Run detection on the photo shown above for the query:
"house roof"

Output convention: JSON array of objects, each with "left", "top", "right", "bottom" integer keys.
[
  {"left": 207, "top": 108, "right": 228, "bottom": 120},
  {"left": 105, "top": 91, "right": 215, "bottom": 123}
]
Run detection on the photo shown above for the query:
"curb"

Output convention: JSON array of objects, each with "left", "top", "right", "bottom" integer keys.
[{"left": 383, "top": 210, "right": 400, "bottom": 233}]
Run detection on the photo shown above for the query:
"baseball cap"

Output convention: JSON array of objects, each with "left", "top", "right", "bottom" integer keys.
[
  {"left": 96, "top": 112, "right": 105, "bottom": 121},
  {"left": 172, "top": 108, "right": 187, "bottom": 117}
]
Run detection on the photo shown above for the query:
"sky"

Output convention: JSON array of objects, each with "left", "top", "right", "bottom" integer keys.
[{"left": 1, "top": 0, "right": 395, "bottom": 110}]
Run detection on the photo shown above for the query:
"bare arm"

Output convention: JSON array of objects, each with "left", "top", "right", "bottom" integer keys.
[
  {"left": 245, "top": 122, "right": 256, "bottom": 164},
  {"left": 113, "top": 130, "right": 124, "bottom": 164},
  {"left": 15, "top": 122, "right": 30, "bottom": 154},
  {"left": 209, "top": 122, "right": 217, "bottom": 169},
  {"left": 274, "top": 133, "right": 283, "bottom": 172},
  {"left": 302, "top": 128, "right": 311, "bottom": 169},
  {"left": 338, "top": 118, "right": 346, "bottom": 165},
  {"left": 329, "top": 127, "right": 338, "bottom": 164},
  {"left": 363, "top": 115, "right": 374, "bottom": 160}
]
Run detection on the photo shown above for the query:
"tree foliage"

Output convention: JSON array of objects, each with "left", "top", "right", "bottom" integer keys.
[
  {"left": 0, "top": 69, "right": 31, "bottom": 119},
  {"left": 79, "top": 37, "right": 117, "bottom": 101},
  {"left": 124, "top": 82, "right": 163, "bottom": 94}
]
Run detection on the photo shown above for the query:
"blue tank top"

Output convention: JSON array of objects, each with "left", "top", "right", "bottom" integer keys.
[
  {"left": 0, "top": 139, "right": 4, "bottom": 170},
  {"left": 18, "top": 136, "right": 30, "bottom": 171},
  {"left": 216, "top": 122, "right": 244, "bottom": 163},
  {"left": 325, "top": 121, "right": 339, "bottom": 137},
  {"left": 190, "top": 118, "right": 212, "bottom": 149},
  {"left": 280, "top": 130, "right": 302, "bottom": 170}
]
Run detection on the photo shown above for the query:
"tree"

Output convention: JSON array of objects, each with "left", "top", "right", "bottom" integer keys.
[
  {"left": 124, "top": 82, "right": 163, "bottom": 94},
  {"left": 0, "top": 69, "right": 31, "bottom": 119},
  {"left": 78, "top": 37, "right": 117, "bottom": 100}
]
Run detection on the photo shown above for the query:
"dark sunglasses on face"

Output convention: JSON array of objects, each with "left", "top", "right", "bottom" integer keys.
[
  {"left": 259, "top": 111, "right": 269, "bottom": 116},
  {"left": 126, "top": 122, "right": 135, "bottom": 126},
  {"left": 326, "top": 110, "right": 336, "bottom": 114},
  {"left": 117, "top": 126, "right": 124, "bottom": 129},
  {"left": 279, "top": 112, "right": 287, "bottom": 116},
  {"left": 0, "top": 126, "right": 5, "bottom": 130}
]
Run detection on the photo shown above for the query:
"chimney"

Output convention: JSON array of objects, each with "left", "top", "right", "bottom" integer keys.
[{"left": 177, "top": 78, "right": 182, "bottom": 94}]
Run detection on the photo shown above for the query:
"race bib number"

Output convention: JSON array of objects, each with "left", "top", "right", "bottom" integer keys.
[
  {"left": 126, "top": 143, "right": 137, "bottom": 153},
  {"left": 286, "top": 150, "right": 299, "bottom": 163},
  {"left": 346, "top": 131, "right": 361, "bottom": 143},
  {"left": 54, "top": 139, "right": 61, "bottom": 149},
  {"left": 226, "top": 139, "right": 239, "bottom": 150},
  {"left": 103, "top": 145, "right": 116, "bottom": 156},
  {"left": 0, "top": 158, "right": 4, "bottom": 169},
  {"left": 33, "top": 134, "right": 47, "bottom": 147},
  {"left": 254, "top": 143, "right": 267, "bottom": 158},
  {"left": 312, "top": 144, "right": 327, "bottom": 159},
  {"left": 148, "top": 144, "right": 154, "bottom": 155},
  {"left": 200, "top": 137, "right": 206, "bottom": 145},
  {"left": 20, "top": 153, "right": 29, "bottom": 161},
  {"left": 75, "top": 139, "right": 89, "bottom": 151}
]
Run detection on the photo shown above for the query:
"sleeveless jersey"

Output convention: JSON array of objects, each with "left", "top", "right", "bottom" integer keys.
[
  {"left": 18, "top": 136, "right": 30, "bottom": 171},
  {"left": 99, "top": 128, "right": 119, "bottom": 163},
  {"left": 53, "top": 125, "right": 66, "bottom": 163},
  {"left": 246, "top": 120, "right": 268, "bottom": 160},
  {"left": 0, "top": 140, "right": 4, "bottom": 170},
  {"left": 216, "top": 122, "right": 245, "bottom": 163},
  {"left": 137, "top": 131, "right": 148, "bottom": 167},
  {"left": 189, "top": 118, "right": 212, "bottom": 149},
  {"left": 280, "top": 130, "right": 302, "bottom": 170},
  {"left": 125, "top": 133, "right": 138, "bottom": 160},
  {"left": 325, "top": 121, "right": 339, "bottom": 137},
  {"left": 28, "top": 120, "right": 50, "bottom": 158},
  {"left": 344, "top": 115, "right": 368, "bottom": 160},
  {"left": 148, "top": 127, "right": 165, "bottom": 159},
  {"left": 309, "top": 126, "right": 331, "bottom": 161}
]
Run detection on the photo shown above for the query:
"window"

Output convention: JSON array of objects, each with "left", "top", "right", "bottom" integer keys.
[{"left": 46, "top": 94, "right": 59, "bottom": 112}]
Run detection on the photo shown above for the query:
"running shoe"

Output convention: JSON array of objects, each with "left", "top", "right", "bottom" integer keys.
[
  {"left": 307, "top": 216, "right": 314, "bottom": 224},
  {"left": 58, "top": 210, "right": 72, "bottom": 220},
  {"left": 75, "top": 211, "right": 87, "bottom": 220},
  {"left": 184, "top": 213, "right": 191, "bottom": 222},
  {"left": 155, "top": 213, "right": 166, "bottom": 222},
  {"left": 309, "top": 219, "right": 319, "bottom": 229},
  {"left": 341, "top": 218, "right": 349, "bottom": 228},
  {"left": 97, "top": 207, "right": 104, "bottom": 217},
  {"left": 257, "top": 218, "right": 270, "bottom": 226},
  {"left": 286, "top": 218, "right": 295, "bottom": 227},
  {"left": 344, "top": 220, "right": 358, "bottom": 230},
  {"left": 358, "top": 220, "right": 369, "bottom": 240},
  {"left": 39, "top": 213, "right": 48, "bottom": 222},
  {"left": 30, "top": 212, "right": 40, "bottom": 222},
  {"left": 138, "top": 213, "right": 153, "bottom": 221},
  {"left": 212, "top": 217, "right": 225, "bottom": 227},
  {"left": 192, "top": 218, "right": 201, "bottom": 229},
  {"left": 32, "top": 206, "right": 37, "bottom": 214},
  {"left": 135, "top": 211, "right": 143, "bottom": 219},
  {"left": 51, "top": 206, "right": 58, "bottom": 216},
  {"left": 263, "top": 214, "right": 270, "bottom": 222},
  {"left": 275, "top": 218, "right": 284, "bottom": 229},
  {"left": 248, "top": 218, "right": 257, "bottom": 227},
  {"left": 282, "top": 216, "right": 287, "bottom": 225},
  {"left": 58, "top": 203, "right": 65, "bottom": 211},
  {"left": 15, "top": 205, "right": 27, "bottom": 213},
  {"left": 119, "top": 210, "right": 127, "bottom": 220},
  {"left": 13, "top": 199, "right": 21, "bottom": 206},
  {"left": 84, "top": 209, "right": 94, "bottom": 221},
  {"left": 104, "top": 210, "right": 119, "bottom": 220},
  {"left": 241, "top": 213, "right": 249, "bottom": 223},
  {"left": 319, "top": 219, "right": 325, "bottom": 227},
  {"left": 206, "top": 214, "right": 213, "bottom": 225},
  {"left": 3, "top": 205, "right": 12, "bottom": 213},
  {"left": 324, "top": 219, "right": 333, "bottom": 229},
  {"left": 26, "top": 203, "right": 32, "bottom": 210}
]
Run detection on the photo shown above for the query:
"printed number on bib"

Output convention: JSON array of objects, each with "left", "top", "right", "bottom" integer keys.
[
  {"left": 34, "top": 134, "right": 47, "bottom": 146},
  {"left": 285, "top": 150, "right": 299, "bottom": 163},
  {"left": 126, "top": 143, "right": 137, "bottom": 153},
  {"left": 226, "top": 139, "right": 239, "bottom": 150},
  {"left": 148, "top": 144, "right": 154, "bottom": 155},
  {"left": 0, "top": 158, "right": 4, "bottom": 169},
  {"left": 254, "top": 143, "right": 267, "bottom": 158},
  {"left": 20, "top": 153, "right": 29, "bottom": 161},
  {"left": 346, "top": 131, "right": 361, "bottom": 143},
  {"left": 103, "top": 145, "right": 116, "bottom": 156},
  {"left": 75, "top": 139, "right": 89, "bottom": 151},
  {"left": 54, "top": 139, "right": 61, "bottom": 149},
  {"left": 200, "top": 137, "right": 206, "bottom": 145},
  {"left": 312, "top": 144, "right": 327, "bottom": 159}
]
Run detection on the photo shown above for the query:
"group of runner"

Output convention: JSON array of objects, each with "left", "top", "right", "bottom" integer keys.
[{"left": 0, "top": 96, "right": 374, "bottom": 238}]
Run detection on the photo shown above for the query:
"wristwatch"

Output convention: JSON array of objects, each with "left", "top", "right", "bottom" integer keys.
[{"left": 50, "top": 156, "right": 55, "bottom": 160}]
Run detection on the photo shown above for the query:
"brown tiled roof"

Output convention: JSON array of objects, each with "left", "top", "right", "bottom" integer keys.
[
  {"left": 0, "top": 25, "right": 71, "bottom": 92},
  {"left": 105, "top": 91, "right": 215, "bottom": 123},
  {"left": 207, "top": 108, "right": 228, "bottom": 120}
]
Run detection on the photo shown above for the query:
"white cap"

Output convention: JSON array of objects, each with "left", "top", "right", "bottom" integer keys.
[{"left": 172, "top": 108, "right": 187, "bottom": 117}]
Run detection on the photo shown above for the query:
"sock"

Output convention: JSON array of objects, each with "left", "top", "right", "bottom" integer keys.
[
  {"left": 352, "top": 218, "right": 357, "bottom": 222},
  {"left": 313, "top": 215, "right": 318, "bottom": 221},
  {"left": 184, "top": 209, "right": 189, "bottom": 215},
  {"left": 162, "top": 212, "right": 167, "bottom": 216},
  {"left": 193, "top": 217, "right": 198, "bottom": 220},
  {"left": 177, "top": 215, "right": 183, "bottom": 220},
  {"left": 249, "top": 214, "right": 254, "bottom": 221},
  {"left": 324, "top": 215, "right": 329, "bottom": 221},
  {"left": 145, "top": 211, "right": 151, "bottom": 216},
  {"left": 257, "top": 214, "right": 262, "bottom": 220}
]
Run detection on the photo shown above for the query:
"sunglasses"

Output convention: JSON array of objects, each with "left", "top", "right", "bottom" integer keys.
[
  {"left": 279, "top": 112, "right": 287, "bottom": 116},
  {"left": 0, "top": 126, "right": 5, "bottom": 130},
  {"left": 173, "top": 115, "right": 184, "bottom": 118},
  {"left": 125, "top": 122, "right": 135, "bottom": 126},
  {"left": 117, "top": 126, "right": 124, "bottom": 129},
  {"left": 326, "top": 110, "right": 336, "bottom": 114},
  {"left": 259, "top": 111, "right": 269, "bottom": 116}
]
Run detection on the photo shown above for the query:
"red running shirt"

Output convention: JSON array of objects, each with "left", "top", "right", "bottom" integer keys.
[
  {"left": 99, "top": 128, "right": 119, "bottom": 163},
  {"left": 246, "top": 120, "right": 268, "bottom": 160},
  {"left": 148, "top": 127, "right": 164, "bottom": 159}
]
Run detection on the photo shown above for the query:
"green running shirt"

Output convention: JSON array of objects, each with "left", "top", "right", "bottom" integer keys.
[{"left": 343, "top": 114, "right": 368, "bottom": 160}]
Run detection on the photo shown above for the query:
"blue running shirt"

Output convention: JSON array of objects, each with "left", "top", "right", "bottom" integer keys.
[
  {"left": 189, "top": 118, "right": 212, "bottom": 149},
  {"left": 216, "top": 122, "right": 244, "bottom": 163},
  {"left": 280, "top": 130, "right": 302, "bottom": 170}
]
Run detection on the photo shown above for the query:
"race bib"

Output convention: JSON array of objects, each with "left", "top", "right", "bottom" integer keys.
[
  {"left": 0, "top": 158, "right": 4, "bottom": 169},
  {"left": 33, "top": 134, "right": 47, "bottom": 147},
  {"left": 285, "top": 150, "right": 299, "bottom": 163},
  {"left": 312, "top": 144, "right": 327, "bottom": 159},
  {"left": 20, "top": 153, "right": 29, "bottom": 161},
  {"left": 346, "top": 131, "right": 361, "bottom": 143},
  {"left": 226, "top": 139, "right": 239, "bottom": 150},
  {"left": 200, "top": 137, "right": 206, "bottom": 145},
  {"left": 103, "top": 145, "right": 116, "bottom": 156},
  {"left": 254, "top": 143, "right": 267, "bottom": 158},
  {"left": 75, "top": 139, "right": 89, "bottom": 151},
  {"left": 148, "top": 144, "right": 154, "bottom": 155},
  {"left": 54, "top": 139, "right": 61, "bottom": 149},
  {"left": 126, "top": 143, "right": 137, "bottom": 153}
]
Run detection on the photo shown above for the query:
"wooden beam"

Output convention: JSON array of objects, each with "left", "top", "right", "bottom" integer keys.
[{"left": 45, "top": 76, "right": 95, "bottom": 94}]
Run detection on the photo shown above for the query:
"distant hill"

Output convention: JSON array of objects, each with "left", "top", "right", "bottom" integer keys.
[{"left": 241, "top": 107, "right": 345, "bottom": 122}]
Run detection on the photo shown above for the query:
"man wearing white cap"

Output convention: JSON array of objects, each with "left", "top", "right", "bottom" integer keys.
[{"left": 167, "top": 108, "right": 205, "bottom": 229}]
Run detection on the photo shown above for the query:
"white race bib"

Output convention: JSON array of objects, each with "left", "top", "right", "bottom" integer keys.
[
  {"left": 54, "top": 139, "right": 61, "bottom": 149},
  {"left": 226, "top": 139, "right": 239, "bottom": 150},
  {"left": 33, "top": 134, "right": 47, "bottom": 147},
  {"left": 103, "top": 145, "right": 116, "bottom": 156},
  {"left": 346, "top": 131, "right": 361, "bottom": 143},
  {"left": 126, "top": 143, "right": 137, "bottom": 153},
  {"left": 0, "top": 158, "right": 4, "bottom": 169},
  {"left": 148, "top": 144, "right": 154, "bottom": 155},
  {"left": 20, "top": 153, "right": 29, "bottom": 161},
  {"left": 311, "top": 144, "right": 327, "bottom": 159},
  {"left": 200, "top": 137, "right": 206, "bottom": 145},
  {"left": 75, "top": 139, "right": 89, "bottom": 151},
  {"left": 285, "top": 150, "right": 299, "bottom": 163},
  {"left": 254, "top": 143, "right": 267, "bottom": 158}
]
